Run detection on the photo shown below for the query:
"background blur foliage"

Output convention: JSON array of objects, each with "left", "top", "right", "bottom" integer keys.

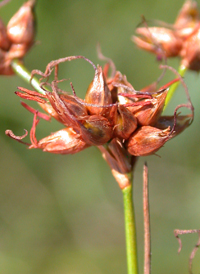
[{"left": 1, "top": 0, "right": 200, "bottom": 273}]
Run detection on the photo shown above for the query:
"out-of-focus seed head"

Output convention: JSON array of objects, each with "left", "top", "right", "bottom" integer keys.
[
  {"left": 180, "top": 27, "right": 200, "bottom": 71},
  {"left": 7, "top": 0, "right": 35, "bottom": 47},
  {"left": 0, "top": 0, "right": 36, "bottom": 75},
  {"left": 133, "top": 27, "right": 183, "bottom": 59},
  {"left": 85, "top": 65, "right": 112, "bottom": 116},
  {"left": 174, "top": 0, "right": 200, "bottom": 38}
]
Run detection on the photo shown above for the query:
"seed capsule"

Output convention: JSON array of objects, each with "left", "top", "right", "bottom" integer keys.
[
  {"left": 32, "top": 127, "right": 89, "bottom": 154},
  {"left": 126, "top": 126, "right": 171, "bottom": 156},
  {"left": 112, "top": 105, "right": 137, "bottom": 139},
  {"left": 85, "top": 65, "right": 112, "bottom": 116},
  {"left": 79, "top": 115, "right": 113, "bottom": 145},
  {"left": 130, "top": 89, "right": 168, "bottom": 126}
]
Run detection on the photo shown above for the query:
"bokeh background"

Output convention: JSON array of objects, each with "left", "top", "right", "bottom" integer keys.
[{"left": 1, "top": 0, "right": 200, "bottom": 273}]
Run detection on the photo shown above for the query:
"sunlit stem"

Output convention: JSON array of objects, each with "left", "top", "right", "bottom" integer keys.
[
  {"left": 122, "top": 174, "right": 138, "bottom": 274},
  {"left": 11, "top": 59, "right": 47, "bottom": 95},
  {"left": 164, "top": 64, "right": 187, "bottom": 110}
]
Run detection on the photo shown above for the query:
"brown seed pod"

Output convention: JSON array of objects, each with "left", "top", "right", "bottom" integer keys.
[
  {"left": 112, "top": 105, "right": 138, "bottom": 139},
  {"left": 126, "top": 125, "right": 171, "bottom": 156},
  {"left": 79, "top": 115, "right": 113, "bottom": 145},
  {"left": 130, "top": 89, "right": 168, "bottom": 126},
  {"left": 85, "top": 65, "right": 112, "bottom": 117},
  {"left": 35, "top": 127, "right": 89, "bottom": 154}
]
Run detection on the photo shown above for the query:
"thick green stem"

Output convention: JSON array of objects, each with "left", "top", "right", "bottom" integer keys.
[
  {"left": 164, "top": 64, "right": 187, "bottom": 110},
  {"left": 122, "top": 182, "right": 138, "bottom": 274},
  {"left": 11, "top": 59, "right": 47, "bottom": 95}
]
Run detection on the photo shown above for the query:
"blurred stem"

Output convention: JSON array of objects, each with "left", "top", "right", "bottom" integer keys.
[
  {"left": 11, "top": 59, "right": 47, "bottom": 95},
  {"left": 122, "top": 176, "right": 138, "bottom": 274},
  {"left": 164, "top": 64, "right": 187, "bottom": 110}
]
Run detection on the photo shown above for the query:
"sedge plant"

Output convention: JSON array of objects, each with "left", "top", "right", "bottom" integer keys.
[{"left": 1, "top": 0, "right": 200, "bottom": 273}]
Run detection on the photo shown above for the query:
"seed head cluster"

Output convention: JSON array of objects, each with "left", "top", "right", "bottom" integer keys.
[{"left": 6, "top": 55, "right": 193, "bottom": 162}]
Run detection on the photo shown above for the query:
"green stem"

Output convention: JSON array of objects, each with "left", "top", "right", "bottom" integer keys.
[
  {"left": 122, "top": 181, "right": 138, "bottom": 274},
  {"left": 164, "top": 64, "right": 187, "bottom": 110},
  {"left": 11, "top": 59, "right": 47, "bottom": 95}
]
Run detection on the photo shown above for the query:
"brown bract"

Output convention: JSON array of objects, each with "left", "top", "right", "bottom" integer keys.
[{"left": 0, "top": 0, "right": 35, "bottom": 75}]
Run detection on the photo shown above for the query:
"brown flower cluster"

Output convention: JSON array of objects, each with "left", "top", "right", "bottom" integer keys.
[
  {"left": 0, "top": 0, "right": 35, "bottom": 75},
  {"left": 133, "top": 0, "right": 200, "bottom": 71},
  {"left": 6, "top": 55, "right": 193, "bottom": 178}
]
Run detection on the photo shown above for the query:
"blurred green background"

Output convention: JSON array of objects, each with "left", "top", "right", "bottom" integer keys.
[{"left": 1, "top": 0, "right": 200, "bottom": 273}]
